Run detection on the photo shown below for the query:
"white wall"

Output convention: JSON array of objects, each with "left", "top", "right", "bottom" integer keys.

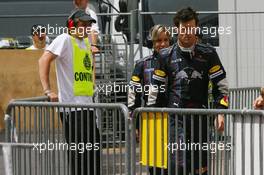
[
  {"left": 218, "top": 0, "right": 264, "bottom": 88},
  {"left": 219, "top": 1, "right": 264, "bottom": 174}
]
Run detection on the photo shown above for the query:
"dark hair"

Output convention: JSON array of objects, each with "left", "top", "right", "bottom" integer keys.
[
  {"left": 31, "top": 24, "right": 46, "bottom": 36},
  {"left": 173, "top": 7, "right": 199, "bottom": 27}
]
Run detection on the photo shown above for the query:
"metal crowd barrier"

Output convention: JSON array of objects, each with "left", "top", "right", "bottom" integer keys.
[
  {"left": 229, "top": 87, "right": 261, "bottom": 109},
  {"left": 131, "top": 107, "right": 264, "bottom": 175},
  {"left": 4, "top": 101, "right": 130, "bottom": 175},
  {"left": 0, "top": 142, "right": 35, "bottom": 175},
  {"left": 94, "top": 33, "right": 129, "bottom": 105},
  {"left": 94, "top": 33, "right": 129, "bottom": 145}
]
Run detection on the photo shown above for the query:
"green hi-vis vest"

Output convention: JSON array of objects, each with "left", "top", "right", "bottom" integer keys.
[{"left": 71, "top": 36, "right": 94, "bottom": 96}]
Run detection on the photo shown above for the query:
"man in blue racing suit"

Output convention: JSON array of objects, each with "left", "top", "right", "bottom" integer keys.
[{"left": 149, "top": 7, "right": 229, "bottom": 175}]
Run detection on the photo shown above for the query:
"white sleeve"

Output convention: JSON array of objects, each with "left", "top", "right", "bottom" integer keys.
[
  {"left": 46, "top": 34, "right": 69, "bottom": 58},
  {"left": 86, "top": 8, "right": 100, "bottom": 33}
]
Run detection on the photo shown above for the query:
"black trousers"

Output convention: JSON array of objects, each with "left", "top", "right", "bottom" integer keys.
[
  {"left": 60, "top": 110, "right": 100, "bottom": 175},
  {"left": 149, "top": 167, "right": 168, "bottom": 175},
  {"left": 169, "top": 115, "right": 208, "bottom": 175}
]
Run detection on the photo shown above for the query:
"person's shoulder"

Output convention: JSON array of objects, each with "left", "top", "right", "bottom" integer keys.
[
  {"left": 142, "top": 55, "right": 153, "bottom": 62},
  {"left": 87, "top": 8, "right": 96, "bottom": 13},
  {"left": 134, "top": 55, "right": 150, "bottom": 67},
  {"left": 56, "top": 33, "right": 71, "bottom": 40},
  {"left": 51, "top": 33, "right": 71, "bottom": 44},
  {"left": 46, "top": 33, "right": 71, "bottom": 55},
  {"left": 86, "top": 7, "right": 97, "bottom": 16},
  {"left": 195, "top": 43, "right": 216, "bottom": 54}
]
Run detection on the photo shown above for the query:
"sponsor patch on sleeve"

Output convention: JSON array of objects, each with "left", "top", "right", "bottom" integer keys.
[
  {"left": 154, "top": 70, "right": 166, "bottom": 77},
  {"left": 209, "top": 70, "right": 224, "bottom": 79},
  {"left": 131, "top": 76, "right": 140, "bottom": 82},
  {"left": 153, "top": 75, "right": 166, "bottom": 82},
  {"left": 209, "top": 65, "right": 221, "bottom": 74}
]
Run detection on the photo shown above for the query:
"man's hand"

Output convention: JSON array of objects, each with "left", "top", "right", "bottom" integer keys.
[
  {"left": 253, "top": 95, "right": 264, "bottom": 109},
  {"left": 91, "top": 45, "right": 99, "bottom": 54},
  {"left": 215, "top": 114, "right": 225, "bottom": 132},
  {"left": 46, "top": 92, "right": 58, "bottom": 102}
]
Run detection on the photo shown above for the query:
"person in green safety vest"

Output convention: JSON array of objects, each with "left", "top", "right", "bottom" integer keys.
[{"left": 38, "top": 8, "right": 100, "bottom": 175}]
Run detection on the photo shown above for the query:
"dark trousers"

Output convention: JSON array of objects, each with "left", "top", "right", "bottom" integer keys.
[
  {"left": 149, "top": 167, "right": 168, "bottom": 175},
  {"left": 169, "top": 115, "right": 208, "bottom": 175},
  {"left": 60, "top": 110, "right": 100, "bottom": 175}
]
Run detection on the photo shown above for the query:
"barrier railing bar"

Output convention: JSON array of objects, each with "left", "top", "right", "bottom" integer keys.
[
  {"left": 133, "top": 107, "right": 264, "bottom": 116},
  {"left": 139, "top": 11, "right": 264, "bottom": 15}
]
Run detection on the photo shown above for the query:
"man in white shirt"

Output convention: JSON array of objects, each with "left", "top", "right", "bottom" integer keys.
[
  {"left": 74, "top": 0, "right": 100, "bottom": 53},
  {"left": 39, "top": 9, "right": 100, "bottom": 175}
]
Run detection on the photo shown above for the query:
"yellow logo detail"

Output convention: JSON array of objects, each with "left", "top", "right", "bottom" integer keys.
[
  {"left": 154, "top": 70, "right": 166, "bottom": 77},
  {"left": 209, "top": 65, "right": 221, "bottom": 74},
  {"left": 220, "top": 98, "right": 228, "bottom": 107},
  {"left": 132, "top": 76, "right": 140, "bottom": 82}
]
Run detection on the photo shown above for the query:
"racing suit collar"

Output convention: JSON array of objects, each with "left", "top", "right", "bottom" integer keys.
[
  {"left": 177, "top": 42, "right": 195, "bottom": 59},
  {"left": 177, "top": 42, "right": 195, "bottom": 53}
]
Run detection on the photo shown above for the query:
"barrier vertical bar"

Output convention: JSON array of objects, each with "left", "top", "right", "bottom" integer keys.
[
  {"left": 207, "top": 115, "right": 210, "bottom": 175},
  {"left": 138, "top": 11, "right": 143, "bottom": 59},
  {"left": 260, "top": 114, "right": 263, "bottom": 175},
  {"left": 241, "top": 115, "right": 245, "bottom": 175},
  {"left": 130, "top": 112, "right": 136, "bottom": 175},
  {"left": 174, "top": 114, "right": 178, "bottom": 175},
  {"left": 118, "top": 110, "right": 122, "bottom": 175},
  {"left": 183, "top": 115, "right": 186, "bottom": 175},
  {"left": 250, "top": 115, "right": 254, "bottom": 175},
  {"left": 113, "top": 108, "right": 117, "bottom": 175}
]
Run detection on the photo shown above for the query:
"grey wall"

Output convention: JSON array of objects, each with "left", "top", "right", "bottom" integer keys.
[{"left": 0, "top": 1, "right": 74, "bottom": 37}]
